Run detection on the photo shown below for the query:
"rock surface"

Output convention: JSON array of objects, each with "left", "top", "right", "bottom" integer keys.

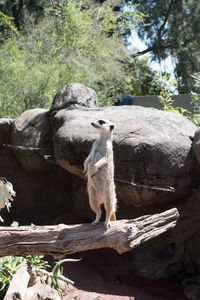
[
  {"left": 52, "top": 105, "right": 196, "bottom": 207},
  {"left": 51, "top": 83, "right": 98, "bottom": 110},
  {"left": 1, "top": 83, "right": 200, "bottom": 282},
  {"left": 192, "top": 127, "right": 200, "bottom": 167},
  {"left": 10, "top": 108, "right": 53, "bottom": 172},
  {"left": 0, "top": 118, "right": 13, "bottom": 144}
]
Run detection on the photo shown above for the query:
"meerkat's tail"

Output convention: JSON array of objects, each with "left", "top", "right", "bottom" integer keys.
[{"left": 110, "top": 212, "right": 116, "bottom": 221}]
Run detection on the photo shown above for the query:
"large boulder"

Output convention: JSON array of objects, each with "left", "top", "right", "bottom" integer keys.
[
  {"left": 1, "top": 86, "right": 200, "bottom": 282},
  {"left": 192, "top": 127, "right": 200, "bottom": 167},
  {"left": 52, "top": 105, "right": 197, "bottom": 207},
  {"left": 51, "top": 83, "right": 98, "bottom": 110},
  {"left": 0, "top": 118, "right": 13, "bottom": 144},
  {"left": 10, "top": 108, "right": 53, "bottom": 172}
]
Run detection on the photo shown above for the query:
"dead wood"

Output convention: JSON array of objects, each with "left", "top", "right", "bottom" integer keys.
[
  {"left": 0, "top": 208, "right": 179, "bottom": 259},
  {"left": 4, "top": 262, "right": 66, "bottom": 300},
  {"left": 4, "top": 262, "right": 32, "bottom": 300}
]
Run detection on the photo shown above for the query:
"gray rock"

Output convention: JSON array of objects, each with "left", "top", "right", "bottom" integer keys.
[
  {"left": 52, "top": 105, "right": 196, "bottom": 207},
  {"left": 184, "top": 283, "right": 200, "bottom": 300},
  {"left": 51, "top": 83, "right": 98, "bottom": 110},
  {"left": 10, "top": 108, "right": 53, "bottom": 172},
  {"left": 192, "top": 127, "right": 200, "bottom": 166},
  {"left": 1, "top": 96, "right": 200, "bottom": 281},
  {"left": 0, "top": 118, "right": 13, "bottom": 144}
]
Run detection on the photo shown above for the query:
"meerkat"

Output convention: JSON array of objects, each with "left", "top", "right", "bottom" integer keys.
[{"left": 83, "top": 119, "right": 117, "bottom": 229}]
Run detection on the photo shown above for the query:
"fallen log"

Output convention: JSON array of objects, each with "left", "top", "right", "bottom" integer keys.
[{"left": 0, "top": 208, "right": 179, "bottom": 259}]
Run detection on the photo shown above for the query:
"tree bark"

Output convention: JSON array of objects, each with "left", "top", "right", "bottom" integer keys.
[{"left": 0, "top": 208, "right": 179, "bottom": 259}]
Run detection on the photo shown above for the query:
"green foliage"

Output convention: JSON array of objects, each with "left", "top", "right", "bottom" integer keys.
[
  {"left": 0, "top": 0, "right": 50, "bottom": 31},
  {"left": 0, "top": 256, "right": 80, "bottom": 297},
  {"left": 133, "top": 0, "right": 200, "bottom": 93},
  {"left": 0, "top": 11, "right": 18, "bottom": 35},
  {"left": 0, "top": 0, "right": 163, "bottom": 117},
  {"left": 190, "top": 73, "right": 200, "bottom": 126},
  {"left": 192, "top": 73, "right": 200, "bottom": 90},
  {"left": 96, "top": 1, "right": 147, "bottom": 36},
  {"left": 158, "top": 75, "right": 190, "bottom": 116},
  {"left": 10, "top": 221, "right": 19, "bottom": 227},
  {"left": 0, "top": 256, "right": 24, "bottom": 296},
  {"left": 157, "top": 74, "right": 200, "bottom": 128},
  {"left": 0, "top": 19, "right": 62, "bottom": 117},
  {"left": 124, "top": 56, "right": 163, "bottom": 96},
  {"left": 0, "top": 0, "right": 166, "bottom": 117},
  {"left": 26, "top": 255, "right": 50, "bottom": 269},
  {"left": 48, "top": 258, "right": 81, "bottom": 292}
]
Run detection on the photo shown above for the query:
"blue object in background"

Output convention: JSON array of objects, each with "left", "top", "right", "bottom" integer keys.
[
  {"left": 189, "top": 136, "right": 194, "bottom": 141},
  {"left": 117, "top": 95, "right": 134, "bottom": 105}
]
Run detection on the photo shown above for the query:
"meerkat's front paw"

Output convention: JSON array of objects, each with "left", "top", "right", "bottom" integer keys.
[
  {"left": 91, "top": 173, "right": 97, "bottom": 178},
  {"left": 91, "top": 165, "right": 99, "bottom": 178}
]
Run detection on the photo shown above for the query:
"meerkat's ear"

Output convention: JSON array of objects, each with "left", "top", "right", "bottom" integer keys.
[{"left": 110, "top": 125, "right": 114, "bottom": 131}]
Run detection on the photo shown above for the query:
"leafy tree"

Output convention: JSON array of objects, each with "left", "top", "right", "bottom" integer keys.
[
  {"left": 131, "top": 0, "right": 200, "bottom": 93},
  {"left": 124, "top": 56, "right": 162, "bottom": 95},
  {"left": 0, "top": 10, "right": 18, "bottom": 42},
  {"left": 0, "top": 0, "right": 164, "bottom": 117},
  {"left": 0, "top": 0, "right": 50, "bottom": 30}
]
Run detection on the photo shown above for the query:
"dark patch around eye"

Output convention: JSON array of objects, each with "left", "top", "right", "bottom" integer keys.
[{"left": 98, "top": 120, "right": 105, "bottom": 125}]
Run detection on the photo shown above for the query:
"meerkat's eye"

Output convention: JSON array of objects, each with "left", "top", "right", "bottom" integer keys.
[{"left": 98, "top": 120, "right": 105, "bottom": 125}]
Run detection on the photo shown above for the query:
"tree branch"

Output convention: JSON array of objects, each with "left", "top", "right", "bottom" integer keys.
[
  {"left": 131, "top": 47, "right": 154, "bottom": 57},
  {"left": 158, "top": 0, "right": 175, "bottom": 40},
  {"left": 132, "top": 0, "right": 175, "bottom": 58},
  {"left": 131, "top": 44, "right": 171, "bottom": 58},
  {"left": 0, "top": 208, "right": 179, "bottom": 259}
]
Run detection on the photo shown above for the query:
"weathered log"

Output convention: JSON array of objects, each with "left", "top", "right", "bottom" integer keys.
[
  {"left": 0, "top": 208, "right": 179, "bottom": 259},
  {"left": 4, "top": 261, "right": 66, "bottom": 300},
  {"left": 4, "top": 263, "right": 32, "bottom": 300}
]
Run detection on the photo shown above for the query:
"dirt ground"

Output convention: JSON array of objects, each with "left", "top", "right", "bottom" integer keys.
[{"left": 58, "top": 249, "right": 187, "bottom": 300}]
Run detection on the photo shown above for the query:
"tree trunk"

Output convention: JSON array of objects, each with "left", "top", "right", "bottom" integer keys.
[{"left": 0, "top": 208, "right": 179, "bottom": 259}]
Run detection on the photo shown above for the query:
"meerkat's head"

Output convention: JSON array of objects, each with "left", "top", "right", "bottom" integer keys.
[{"left": 91, "top": 119, "right": 114, "bottom": 134}]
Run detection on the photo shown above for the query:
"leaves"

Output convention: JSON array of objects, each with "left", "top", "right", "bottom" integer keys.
[
  {"left": 44, "top": 258, "right": 81, "bottom": 292},
  {"left": 0, "top": 11, "right": 18, "bottom": 35},
  {"left": 0, "top": 1, "right": 165, "bottom": 116},
  {"left": 133, "top": 0, "right": 200, "bottom": 93}
]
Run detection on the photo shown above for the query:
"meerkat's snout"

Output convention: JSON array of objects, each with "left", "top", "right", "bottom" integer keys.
[
  {"left": 91, "top": 119, "right": 114, "bottom": 133},
  {"left": 91, "top": 122, "right": 99, "bottom": 129}
]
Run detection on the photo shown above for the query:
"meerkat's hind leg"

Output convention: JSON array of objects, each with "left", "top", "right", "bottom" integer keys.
[
  {"left": 104, "top": 213, "right": 112, "bottom": 229},
  {"left": 110, "top": 212, "right": 116, "bottom": 221},
  {"left": 89, "top": 192, "right": 102, "bottom": 225},
  {"left": 104, "top": 203, "right": 115, "bottom": 229},
  {"left": 92, "top": 209, "right": 101, "bottom": 225}
]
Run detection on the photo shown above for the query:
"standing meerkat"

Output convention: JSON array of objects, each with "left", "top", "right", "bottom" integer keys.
[{"left": 83, "top": 119, "right": 117, "bottom": 229}]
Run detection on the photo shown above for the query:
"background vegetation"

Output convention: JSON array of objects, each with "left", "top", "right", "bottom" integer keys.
[{"left": 0, "top": 0, "right": 199, "bottom": 118}]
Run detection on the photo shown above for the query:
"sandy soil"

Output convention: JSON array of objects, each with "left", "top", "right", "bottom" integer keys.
[{"left": 59, "top": 248, "right": 186, "bottom": 300}]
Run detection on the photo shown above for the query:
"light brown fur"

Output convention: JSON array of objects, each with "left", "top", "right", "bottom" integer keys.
[{"left": 83, "top": 119, "right": 117, "bottom": 229}]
